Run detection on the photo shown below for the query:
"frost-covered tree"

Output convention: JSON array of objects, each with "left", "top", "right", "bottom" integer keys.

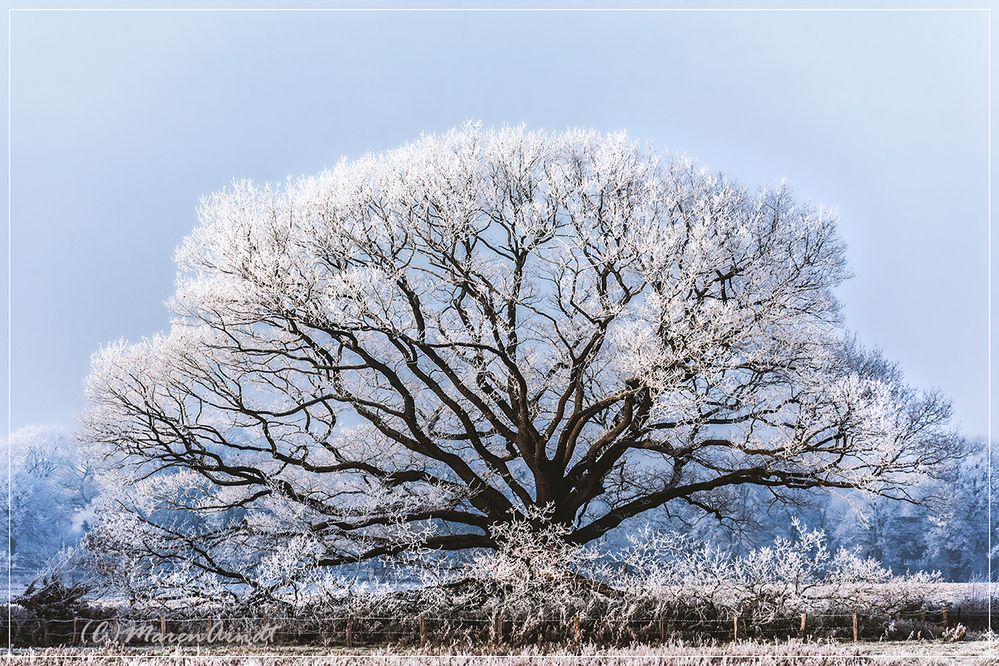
[
  {"left": 817, "top": 436, "right": 991, "bottom": 580},
  {"left": 923, "top": 438, "right": 996, "bottom": 579},
  {"left": 84, "top": 124, "right": 953, "bottom": 595},
  {"left": 1, "top": 426, "right": 99, "bottom": 576}
]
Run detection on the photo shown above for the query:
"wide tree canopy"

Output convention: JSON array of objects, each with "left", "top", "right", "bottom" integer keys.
[{"left": 84, "top": 124, "right": 952, "bottom": 594}]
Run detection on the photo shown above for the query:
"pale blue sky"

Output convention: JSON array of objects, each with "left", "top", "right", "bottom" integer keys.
[{"left": 3, "top": 7, "right": 992, "bottom": 439}]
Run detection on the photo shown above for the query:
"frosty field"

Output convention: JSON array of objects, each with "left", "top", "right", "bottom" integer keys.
[{"left": 6, "top": 640, "right": 998, "bottom": 665}]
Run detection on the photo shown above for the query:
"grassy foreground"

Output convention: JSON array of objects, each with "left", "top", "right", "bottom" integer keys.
[{"left": 5, "top": 640, "right": 998, "bottom": 665}]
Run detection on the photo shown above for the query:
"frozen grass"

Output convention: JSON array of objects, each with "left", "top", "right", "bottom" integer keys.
[{"left": 6, "top": 640, "right": 998, "bottom": 665}]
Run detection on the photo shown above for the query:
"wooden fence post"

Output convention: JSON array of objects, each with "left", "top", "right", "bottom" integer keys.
[
  {"left": 799, "top": 612, "right": 806, "bottom": 636},
  {"left": 41, "top": 619, "right": 48, "bottom": 646},
  {"left": 345, "top": 617, "right": 353, "bottom": 648},
  {"left": 658, "top": 617, "right": 665, "bottom": 643},
  {"left": 852, "top": 611, "right": 858, "bottom": 642},
  {"left": 493, "top": 614, "right": 503, "bottom": 645},
  {"left": 72, "top": 617, "right": 78, "bottom": 644},
  {"left": 732, "top": 615, "right": 738, "bottom": 642},
  {"left": 920, "top": 607, "right": 926, "bottom": 624},
  {"left": 159, "top": 615, "right": 166, "bottom": 636},
  {"left": 419, "top": 616, "right": 427, "bottom": 646},
  {"left": 573, "top": 616, "right": 581, "bottom": 643},
  {"left": 942, "top": 608, "right": 948, "bottom": 629}
]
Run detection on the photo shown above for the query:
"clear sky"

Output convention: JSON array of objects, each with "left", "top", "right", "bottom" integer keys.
[{"left": 3, "top": 6, "right": 991, "bottom": 439}]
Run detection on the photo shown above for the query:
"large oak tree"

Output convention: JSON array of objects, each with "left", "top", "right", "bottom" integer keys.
[{"left": 84, "top": 125, "right": 952, "bottom": 594}]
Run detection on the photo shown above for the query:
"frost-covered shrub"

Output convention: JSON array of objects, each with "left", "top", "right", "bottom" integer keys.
[
  {"left": 317, "top": 516, "right": 945, "bottom": 643},
  {"left": 81, "top": 504, "right": 948, "bottom": 643},
  {"left": 608, "top": 518, "right": 944, "bottom": 629}
]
